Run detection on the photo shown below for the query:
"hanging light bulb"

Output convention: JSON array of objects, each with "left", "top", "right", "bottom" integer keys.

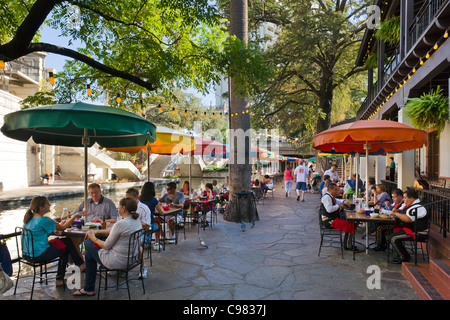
[
  {"left": 213, "top": 113, "right": 215, "bottom": 118},
  {"left": 49, "top": 72, "right": 55, "bottom": 85},
  {"left": 444, "top": 31, "right": 448, "bottom": 38},
  {"left": 0, "top": 60, "right": 4, "bottom": 69},
  {"left": 158, "top": 104, "right": 162, "bottom": 112},
  {"left": 172, "top": 107, "right": 175, "bottom": 115},
  {"left": 434, "top": 43, "right": 438, "bottom": 50},
  {"left": 219, "top": 113, "right": 222, "bottom": 118},
  {"left": 225, "top": 113, "right": 229, "bottom": 118},
  {"left": 195, "top": 111, "right": 198, "bottom": 118},
  {"left": 86, "top": 84, "right": 92, "bottom": 95},
  {"left": 116, "top": 93, "right": 121, "bottom": 103},
  {"left": 425, "top": 53, "right": 430, "bottom": 59},
  {"left": 204, "top": 112, "right": 206, "bottom": 118},
  {"left": 420, "top": 60, "right": 424, "bottom": 65},
  {"left": 413, "top": 68, "right": 416, "bottom": 73},
  {"left": 184, "top": 109, "right": 188, "bottom": 117}
]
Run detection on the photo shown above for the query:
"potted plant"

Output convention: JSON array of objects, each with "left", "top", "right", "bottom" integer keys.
[
  {"left": 375, "top": 16, "right": 400, "bottom": 45},
  {"left": 404, "top": 86, "right": 449, "bottom": 136}
]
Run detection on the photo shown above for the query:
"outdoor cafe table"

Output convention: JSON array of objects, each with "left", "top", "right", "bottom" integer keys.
[
  {"left": 345, "top": 210, "right": 397, "bottom": 260},
  {"left": 58, "top": 222, "right": 114, "bottom": 239},
  {"left": 184, "top": 199, "right": 216, "bottom": 231},
  {"left": 154, "top": 206, "right": 183, "bottom": 251}
]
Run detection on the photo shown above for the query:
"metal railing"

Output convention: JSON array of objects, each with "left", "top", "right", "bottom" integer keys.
[
  {"left": 408, "top": 187, "right": 449, "bottom": 239},
  {"left": 381, "top": 179, "right": 398, "bottom": 197},
  {"left": 357, "top": 0, "right": 448, "bottom": 120},
  {"left": 382, "top": 44, "right": 401, "bottom": 85},
  {"left": 408, "top": 0, "right": 447, "bottom": 52}
]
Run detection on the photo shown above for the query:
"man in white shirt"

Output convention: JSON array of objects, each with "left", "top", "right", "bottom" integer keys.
[
  {"left": 293, "top": 160, "right": 310, "bottom": 202},
  {"left": 324, "top": 164, "right": 340, "bottom": 183},
  {"left": 387, "top": 189, "right": 429, "bottom": 264},
  {"left": 320, "top": 183, "right": 355, "bottom": 250},
  {"left": 126, "top": 188, "right": 151, "bottom": 229}
]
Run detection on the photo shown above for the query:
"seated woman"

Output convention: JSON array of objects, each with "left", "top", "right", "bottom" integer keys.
[
  {"left": 196, "top": 183, "right": 215, "bottom": 227},
  {"left": 74, "top": 197, "right": 142, "bottom": 296},
  {"left": 179, "top": 180, "right": 197, "bottom": 199},
  {"left": 374, "top": 184, "right": 391, "bottom": 206},
  {"left": 139, "top": 181, "right": 164, "bottom": 250},
  {"left": 23, "top": 196, "right": 85, "bottom": 287},
  {"left": 253, "top": 179, "right": 264, "bottom": 199},
  {"left": 261, "top": 175, "right": 274, "bottom": 197}
]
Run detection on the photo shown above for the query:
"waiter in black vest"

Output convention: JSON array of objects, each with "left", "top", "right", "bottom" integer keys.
[{"left": 320, "top": 183, "right": 357, "bottom": 250}]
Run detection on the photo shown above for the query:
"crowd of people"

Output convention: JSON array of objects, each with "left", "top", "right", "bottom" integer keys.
[
  {"left": 18, "top": 161, "right": 431, "bottom": 298},
  {"left": 317, "top": 164, "right": 429, "bottom": 264},
  {"left": 20, "top": 178, "right": 229, "bottom": 297}
]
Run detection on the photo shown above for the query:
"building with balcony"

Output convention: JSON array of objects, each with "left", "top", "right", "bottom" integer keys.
[
  {"left": 355, "top": 0, "right": 450, "bottom": 189},
  {"left": 355, "top": 0, "right": 450, "bottom": 298}
]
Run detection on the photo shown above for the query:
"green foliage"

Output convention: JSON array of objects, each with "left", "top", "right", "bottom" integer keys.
[
  {"left": 365, "top": 53, "right": 378, "bottom": 69},
  {"left": 2, "top": 0, "right": 270, "bottom": 110},
  {"left": 202, "top": 165, "right": 228, "bottom": 173},
  {"left": 404, "top": 86, "right": 449, "bottom": 136},
  {"left": 20, "top": 91, "right": 56, "bottom": 109},
  {"left": 375, "top": 16, "right": 400, "bottom": 45},
  {"left": 243, "top": 0, "right": 369, "bottom": 141},
  {"left": 0, "top": 0, "right": 38, "bottom": 44}
]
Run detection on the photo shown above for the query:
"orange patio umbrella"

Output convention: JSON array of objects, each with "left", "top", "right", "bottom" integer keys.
[
  {"left": 102, "top": 126, "right": 195, "bottom": 181},
  {"left": 313, "top": 120, "right": 427, "bottom": 154},
  {"left": 313, "top": 120, "right": 427, "bottom": 207},
  {"left": 313, "top": 119, "right": 428, "bottom": 255}
]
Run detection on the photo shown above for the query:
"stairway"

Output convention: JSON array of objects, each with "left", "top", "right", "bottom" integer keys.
[
  {"left": 402, "top": 225, "right": 450, "bottom": 300},
  {"left": 402, "top": 258, "right": 450, "bottom": 300}
]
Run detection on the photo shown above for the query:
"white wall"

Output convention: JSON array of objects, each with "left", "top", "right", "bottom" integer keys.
[
  {"left": 439, "top": 122, "right": 450, "bottom": 178},
  {"left": 0, "top": 90, "right": 29, "bottom": 190}
]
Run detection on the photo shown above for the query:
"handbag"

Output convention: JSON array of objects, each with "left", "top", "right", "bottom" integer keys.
[
  {"left": 0, "top": 263, "right": 13, "bottom": 294},
  {"left": 0, "top": 241, "right": 13, "bottom": 276}
]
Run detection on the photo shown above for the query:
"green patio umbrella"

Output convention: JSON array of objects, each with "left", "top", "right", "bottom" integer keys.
[{"left": 1, "top": 102, "right": 156, "bottom": 208}]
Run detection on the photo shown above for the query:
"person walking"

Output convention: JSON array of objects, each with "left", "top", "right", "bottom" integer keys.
[
  {"left": 284, "top": 164, "right": 294, "bottom": 198},
  {"left": 293, "top": 160, "right": 310, "bottom": 202}
]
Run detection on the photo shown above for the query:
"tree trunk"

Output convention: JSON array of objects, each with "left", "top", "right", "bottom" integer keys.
[
  {"left": 223, "top": 0, "right": 257, "bottom": 224},
  {"left": 315, "top": 76, "right": 334, "bottom": 175}
]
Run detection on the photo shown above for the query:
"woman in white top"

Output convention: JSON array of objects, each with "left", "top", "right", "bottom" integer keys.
[{"left": 74, "top": 197, "right": 142, "bottom": 296}]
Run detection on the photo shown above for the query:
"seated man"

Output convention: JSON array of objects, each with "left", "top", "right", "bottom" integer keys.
[
  {"left": 73, "top": 183, "right": 118, "bottom": 223},
  {"left": 387, "top": 189, "right": 429, "bottom": 264},
  {"left": 158, "top": 182, "right": 184, "bottom": 243},
  {"left": 373, "top": 188, "right": 404, "bottom": 251},
  {"left": 320, "top": 183, "right": 357, "bottom": 251}
]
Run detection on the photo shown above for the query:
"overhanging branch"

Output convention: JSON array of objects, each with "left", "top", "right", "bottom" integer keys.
[{"left": 29, "top": 42, "right": 156, "bottom": 91}]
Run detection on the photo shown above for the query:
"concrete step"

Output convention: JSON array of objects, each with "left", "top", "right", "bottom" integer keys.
[
  {"left": 402, "top": 259, "right": 450, "bottom": 300},
  {"left": 430, "top": 258, "right": 450, "bottom": 290},
  {"left": 429, "top": 225, "right": 450, "bottom": 259}
]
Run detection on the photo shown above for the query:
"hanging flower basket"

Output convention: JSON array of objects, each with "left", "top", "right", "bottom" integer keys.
[{"left": 404, "top": 86, "right": 449, "bottom": 137}]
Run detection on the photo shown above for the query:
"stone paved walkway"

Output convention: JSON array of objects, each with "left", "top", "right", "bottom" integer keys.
[{"left": 2, "top": 182, "right": 419, "bottom": 301}]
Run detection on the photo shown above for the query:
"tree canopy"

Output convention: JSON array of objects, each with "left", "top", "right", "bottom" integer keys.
[
  {"left": 0, "top": 0, "right": 271, "bottom": 110},
  {"left": 219, "top": 0, "right": 371, "bottom": 155}
]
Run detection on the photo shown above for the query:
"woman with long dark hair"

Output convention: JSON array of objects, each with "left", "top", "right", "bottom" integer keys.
[
  {"left": 22, "top": 196, "right": 85, "bottom": 286},
  {"left": 139, "top": 182, "right": 164, "bottom": 250}
]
